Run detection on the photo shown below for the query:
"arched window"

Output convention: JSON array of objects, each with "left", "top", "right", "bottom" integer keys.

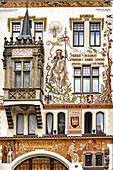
[
  {"left": 85, "top": 112, "right": 92, "bottom": 134},
  {"left": 58, "top": 112, "right": 65, "bottom": 134},
  {"left": 96, "top": 112, "right": 104, "bottom": 134},
  {"left": 46, "top": 113, "right": 53, "bottom": 134},
  {"left": 16, "top": 113, "right": 24, "bottom": 135},
  {"left": 28, "top": 113, "right": 36, "bottom": 135}
]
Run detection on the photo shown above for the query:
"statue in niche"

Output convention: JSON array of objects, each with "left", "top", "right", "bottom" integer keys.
[
  {"left": 50, "top": 49, "right": 69, "bottom": 93},
  {"left": 2, "top": 143, "right": 13, "bottom": 163}
]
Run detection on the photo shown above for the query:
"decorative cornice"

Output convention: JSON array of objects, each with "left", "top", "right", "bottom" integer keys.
[
  {"left": 8, "top": 16, "right": 47, "bottom": 32},
  {"left": 69, "top": 14, "right": 104, "bottom": 30},
  {"left": 0, "top": 1, "right": 110, "bottom": 8},
  {"left": 44, "top": 103, "right": 113, "bottom": 109}
]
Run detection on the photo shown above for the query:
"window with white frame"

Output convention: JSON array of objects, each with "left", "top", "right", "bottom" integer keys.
[
  {"left": 73, "top": 23, "right": 84, "bottom": 47},
  {"left": 58, "top": 112, "right": 65, "bottom": 135},
  {"left": 15, "top": 62, "right": 30, "bottom": 88},
  {"left": 46, "top": 113, "right": 53, "bottom": 135},
  {"left": 28, "top": 113, "right": 36, "bottom": 135},
  {"left": 74, "top": 66, "right": 99, "bottom": 93},
  {"left": 16, "top": 113, "right": 24, "bottom": 135},
  {"left": 12, "top": 23, "right": 21, "bottom": 41},
  {"left": 35, "top": 23, "right": 43, "bottom": 41},
  {"left": 90, "top": 23, "right": 100, "bottom": 47},
  {"left": 96, "top": 112, "right": 104, "bottom": 134}
]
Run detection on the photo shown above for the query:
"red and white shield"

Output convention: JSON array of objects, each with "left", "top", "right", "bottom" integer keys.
[{"left": 71, "top": 117, "right": 79, "bottom": 128}]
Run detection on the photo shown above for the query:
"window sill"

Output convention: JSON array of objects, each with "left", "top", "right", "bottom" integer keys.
[{"left": 72, "top": 92, "right": 101, "bottom": 94}]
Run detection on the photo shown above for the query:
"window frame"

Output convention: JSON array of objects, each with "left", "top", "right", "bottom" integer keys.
[
  {"left": 16, "top": 113, "right": 24, "bottom": 135},
  {"left": 85, "top": 154, "right": 92, "bottom": 166},
  {"left": 34, "top": 22, "right": 43, "bottom": 41},
  {"left": 58, "top": 112, "right": 65, "bottom": 135},
  {"left": 73, "top": 22, "right": 84, "bottom": 47},
  {"left": 96, "top": 112, "right": 104, "bottom": 134},
  {"left": 28, "top": 113, "right": 36, "bottom": 135},
  {"left": 12, "top": 22, "right": 21, "bottom": 41},
  {"left": 15, "top": 61, "right": 31, "bottom": 88},
  {"left": 46, "top": 113, "right": 53, "bottom": 135},
  {"left": 84, "top": 112, "right": 92, "bottom": 134},
  {"left": 74, "top": 66, "right": 99, "bottom": 94},
  {"left": 90, "top": 22, "right": 101, "bottom": 47}
]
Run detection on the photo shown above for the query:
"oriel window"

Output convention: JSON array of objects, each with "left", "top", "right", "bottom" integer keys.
[
  {"left": 12, "top": 23, "right": 20, "bottom": 41},
  {"left": 90, "top": 23, "right": 100, "bottom": 46},
  {"left": 73, "top": 23, "right": 84, "bottom": 47},
  {"left": 35, "top": 23, "right": 43, "bottom": 41}
]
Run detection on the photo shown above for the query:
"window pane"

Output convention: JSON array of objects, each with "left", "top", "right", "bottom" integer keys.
[
  {"left": 90, "top": 32, "right": 94, "bottom": 46},
  {"left": 96, "top": 113, "right": 104, "bottom": 134},
  {"left": 75, "top": 78, "right": 81, "bottom": 92},
  {"left": 93, "top": 77, "right": 99, "bottom": 92},
  {"left": 46, "top": 113, "right": 53, "bottom": 134},
  {"left": 92, "top": 68, "right": 99, "bottom": 75},
  {"left": 96, "top": 155, "right": 102, "bottom": 166},
  {"left": 15, "top": 63, "right": 21, "bottom": 70},
  {"left": 74, "top": 68, "right": 81, "bottom": 75},
  {"left": 24, "top": 62, "right": 30, "bottom": 70},
  {"left": 13, "top": 32, "right": 20, "bottom": 41},
  {"left": 24, "top": 72, "right": 30, "bottom": 88},
  {"left": 15, "top": 72, "right": 21, "bottom": 88},
  {"left": 74, "top": 32, "right": 78, "bottom": 46},
  {"left": 83, "top": 66, "right": 90, "bottom": 75},
  {"left": 83, "top": 78, "right": 90, "bottom": 92},
  {"left": 79, "top": 32, "right": 83, "bottom": 45},
  {"left": 28, "top": 114, "right": 36, "bottom": 134},
  {"left": 17, "top": 114, "right": 24, "bottom": 135},
  {"left": 58, "top": 113, "right": 65, "bottom": 134},
  {"left": 35, "top": 23, "right": 43, "bottom": 31},
  {"left": 85, "top": 112, "right": 92, "bottom": 134},
  {"left": 35, "top": 32, "right": 43, "bottom": 41},
  {"left": 85, "top": 155, "right": 92, "bottom": 166},
  {"left": 96, "top": 32, "right": 100, "bottom": 46}
]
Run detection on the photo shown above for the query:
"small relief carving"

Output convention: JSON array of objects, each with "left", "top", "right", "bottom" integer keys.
[
  {"left": 12, "top": 48, "right": 32, "bottom": 56},
  {"left": 67, "top": 141, "right": 79, "bottom": 163},
  {"left": 2, "top": 143, "right": 13, "bottom": 163}
]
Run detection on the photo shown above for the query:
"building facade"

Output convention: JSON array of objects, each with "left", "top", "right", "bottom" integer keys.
[{"left": 0, "top": 0, "right": 113, "bottom": 169}]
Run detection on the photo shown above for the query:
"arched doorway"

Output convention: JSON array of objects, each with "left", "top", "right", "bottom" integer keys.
[{"left": 14, "top": 156, "right": 68, "bottom": 170}]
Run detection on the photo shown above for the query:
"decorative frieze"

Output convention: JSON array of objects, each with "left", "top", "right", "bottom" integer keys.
[{"left": 12, "top": 48, "right": 32, "bottom": 57}]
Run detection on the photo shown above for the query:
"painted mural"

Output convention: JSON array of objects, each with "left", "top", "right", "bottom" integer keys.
[{"left": 0, "top": 139, "right": 111, "bottom": 163}]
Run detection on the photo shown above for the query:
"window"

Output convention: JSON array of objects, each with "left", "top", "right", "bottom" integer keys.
[
  {"left": 90, "top": 23, "right": 100, "bottom": 46},
  {"left": 12, "top": 23, "right": 20, "bottom": 41},
  {"left": 96, "top": 112, "right": 104, "bottom": 134},
  {"left": 35, "top": 23, "right": 43, "bottom": 41},
  {"left": 85, "top": 112, "right": 92, "bottom": 134},
  {"left": 16, "top": 113, "right": 24, "bottom": 135},
  {"left": 74, "top": 66, "right": 99, "bottom": 93},
  {"left": 96, "top": 155, "right": 102, "bottom": 166},
  {"left": 73, "top": 23, "right": 84, "bottom": 47},
  {"left": 15, "top": 62, "right": 30, "bottom": 88},
  {"left": 85, "top": 155, "right": 92, "bottom": 166},
  {"left": 58, "top": 112, "right": 65, "bottom": 134},
  {"left": 28, "top": 113, "right": 36, "bottom": 135},
  {"left": 46, "top": 113, "right": 53, "bottom": 135}
]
